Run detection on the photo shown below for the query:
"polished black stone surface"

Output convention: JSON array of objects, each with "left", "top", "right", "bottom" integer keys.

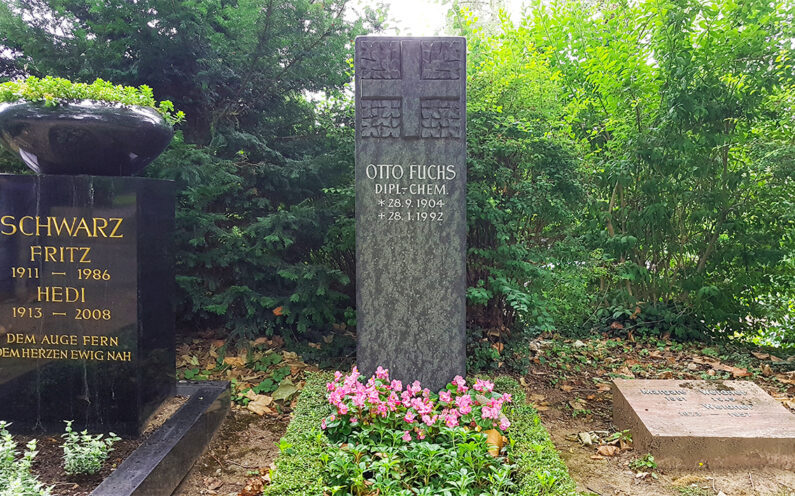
[
  {"left": 92, "top": 382, "right": 230, "bottom": 496},
  {"left": 0, "top": 102, "right": 173, "bottom": 176},
  {"left": 355, "top": 37, "right": 467, "bottom": 391},
  {"left": 0, "top": 174, "right": 175, "bottom": 435}
]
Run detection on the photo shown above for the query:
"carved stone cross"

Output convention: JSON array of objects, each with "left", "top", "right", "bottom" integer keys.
[{"left": 358, "top": 39, "right": 463, "bottom": 138}]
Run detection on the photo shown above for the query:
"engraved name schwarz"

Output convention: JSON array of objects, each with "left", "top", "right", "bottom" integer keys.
[{"left": 358, "top": 40, "right": 463, "bottom": 139}]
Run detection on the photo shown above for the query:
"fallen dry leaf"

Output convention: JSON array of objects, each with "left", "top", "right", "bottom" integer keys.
[
  {"left": 568, "top": 399, "right": 587, "bottom": 410},
  {"left": 616, "top": 366, "right": 635, "bottom": 378},
  {"left": 560, "top": 384, "right": 574, "bottom": 392},
  {"left": 776, "top": 374, "right": 795, "bottom": 385},
  {"left": 590, "top": 455, "right": 605, "bottom": 460},
  {"left": 597, "top": 445, "right": 619, "bottom": 457},
  {"left": 238, "top": 477, "right": 264, "bottom": 496},
  {"left": 224, "top": 356, "right": 245, "bottom": 367},
  {"left": 485, "top": 429, "right": 504, "bottom": 456},
  {"left": 204, "top": 477, "right": 223, "bottom": 491},
  {"left": 751, "top": 352, "right": 770, "bottom": 360},
  {"left": 246, "top": 391, "right": 274, "bottom": 416}
]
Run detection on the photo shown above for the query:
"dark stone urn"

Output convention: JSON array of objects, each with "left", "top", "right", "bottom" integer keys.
[
  {"left": 0, "top": 101, "right": 173, "bottom": 176},
  {"left": 0, "top": 100, "right": 177, "bottom": 435}
]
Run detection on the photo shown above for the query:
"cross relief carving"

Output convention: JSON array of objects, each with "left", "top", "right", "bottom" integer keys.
[{"left": 358, "top": 39, "right": 464, "bottom": 139}]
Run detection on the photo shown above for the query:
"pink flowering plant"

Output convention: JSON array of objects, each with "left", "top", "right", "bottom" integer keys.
[
  {"left": 319, "top": 367, "right": 517, "bottom": 495},
  {"left": 323, "top": 367, "right": 511, "bottom": 443}
]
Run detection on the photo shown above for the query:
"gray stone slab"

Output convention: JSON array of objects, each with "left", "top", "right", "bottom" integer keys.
[
  {"left": 612, "top": 379, "right": 795, "bottom": 469},
  {"left": 355, "top": 37, "right": 466, "bottom": 391}
]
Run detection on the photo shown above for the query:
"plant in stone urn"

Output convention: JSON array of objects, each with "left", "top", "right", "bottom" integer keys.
[{"left": 0, "top": 76, "right": 184, "bottom": 176}]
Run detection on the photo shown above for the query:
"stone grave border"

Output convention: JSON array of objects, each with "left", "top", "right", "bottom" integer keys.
[{"left": 91, "top": 381, "right": 230, "bottom": 496}]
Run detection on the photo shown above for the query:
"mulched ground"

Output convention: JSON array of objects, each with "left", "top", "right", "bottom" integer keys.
[
  {"left": 22, "top": 435, "right": 141, "bottom": 496},
  {"left": 16, "top": 395, "right": 187, "bottom": 496}
]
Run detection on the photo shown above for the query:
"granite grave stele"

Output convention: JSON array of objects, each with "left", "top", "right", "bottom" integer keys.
[
  {"left": 355, "top": 36, "right": 467, "bottom": 391},
  {"left": 613, "top": 379, "right": 795, "bottom": 469},
  {"left": 0, "top": 101, "right": 176, "bottom": 435}
]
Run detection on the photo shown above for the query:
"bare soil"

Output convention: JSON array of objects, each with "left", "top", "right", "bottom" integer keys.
[{"left": 173, "top": 409, "right": 288, "bottom": 496}]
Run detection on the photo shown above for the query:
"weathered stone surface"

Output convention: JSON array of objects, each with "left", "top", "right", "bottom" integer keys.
[
  {"left": 612, "top": 379, "right": 795, "bottom": 469},
  {"left": 355, "top": 37, "right": 466, "bottom": 391}
]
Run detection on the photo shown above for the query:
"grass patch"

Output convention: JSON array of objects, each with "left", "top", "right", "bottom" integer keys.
[{"left": 265, "top": 373, "right": 577, "bottom": 495}]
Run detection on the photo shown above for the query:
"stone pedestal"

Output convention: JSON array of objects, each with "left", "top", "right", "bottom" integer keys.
[
  {"left": 612, "top": 379, "right": 795, "bottom": 469},
  {"left": 0, "top": 174, "right": 175, "bottom": 435},
  {"left": 355, "top": 37, "right": 467, "bottom": 391}
]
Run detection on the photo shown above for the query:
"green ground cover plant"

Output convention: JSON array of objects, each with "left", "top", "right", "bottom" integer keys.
[
  {"left": 0, "top": 76, "right": 184, "bottom": 125},
  {"left": 264, "top": 372, "right": 577, "bottom": 496},
  {"left": 61, "top": 421, "right": 120, "bottom": 476},
  {"left": 0, "top": 422, "right": 51, "bottom": 496}
]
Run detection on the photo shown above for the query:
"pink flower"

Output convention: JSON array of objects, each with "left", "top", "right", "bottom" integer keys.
[
  {"left": 502, "top": 393, "right": 512, "bottom": 403},
  {"left": 350, "top": 417, "right": 359, "bottom": 424},
  {"left": 409, "top": 381, "right": 422, "bottom": 395},
  {"left": 421, "top": 414, "right": 437, "bottom": 427},
  {"left": 334, "top": 371, "right": 343, "bottom": 381},
  {"left": 376, "top": 366, "right": 389, "bottom": 380},
  {"left": 321, "top": 419, "right": 327, "bottom": 430},
  {"left": 445, "top": 414, "right": 459, "bottom": 428},
  {"left": 499, "top": 417, "right": 510, "bottom": 431},
  {"left": 456, "top": 394, "right": 473, "bottom": 415},
  {"left": 474, "top": 379, "right": 494, "bottom": 393},
  {"left": 390, "top": 380, "right": 403, "bottom": 392},
  {"left": 402, "top": 430, "right": 412, "bottom": 442},
  {"left": 338, "top": 403, "right": 349, "bottom": 415},
  {"left": 404, "top": 410, "right": 416, "bottom": 423},
  {"left": 439, "top": 391, "right": 452, "bottom": 403},
  {"left": 417, "top": 430, "right": 426, "bottom": 440},
  {"left": 481, "top": 406, "right": 498, "bottom": 419}
]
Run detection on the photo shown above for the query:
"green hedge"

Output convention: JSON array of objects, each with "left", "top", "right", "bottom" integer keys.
[
  {"left": 493, "top": 376, "right": 578, "bottom": 495},
  {"left": 264, "top": 373, "right": 578, "bottom": 495}
]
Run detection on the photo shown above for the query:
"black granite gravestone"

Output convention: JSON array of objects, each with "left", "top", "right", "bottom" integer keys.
[
  {"left": 355, "top": 37, "right": 467, "bottom": 391},
  {"left": 0, "top": 174, "right": 174, "bottom": 435}
]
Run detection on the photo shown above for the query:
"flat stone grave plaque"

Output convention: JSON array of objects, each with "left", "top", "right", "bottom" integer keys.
[
  {"left": 613, "top": 379, "right": 795, "bottom": 469},
  {"left": 354, "top": 36, "right": 467, "bottom": 391}
]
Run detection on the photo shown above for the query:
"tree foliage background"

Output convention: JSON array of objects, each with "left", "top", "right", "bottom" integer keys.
[{"left": 1, "top": 0, "right": 793, "bottom": 350}]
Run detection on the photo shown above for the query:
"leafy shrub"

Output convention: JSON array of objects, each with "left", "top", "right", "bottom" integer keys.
[
  {"left": 0, "top": 76, "right": 184, "bottom": 125},
  {"left": 61, "top": 421, "right": 120, "bottom": 476},
  {"left": 321, "top": 368, "right": 516, "bottom": 495},
  {"left": 147, "top": 134, "right": 355, "bottom": 341},
  {"left": 0, "top": 421, "right": 51, "bottom": 496}
]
